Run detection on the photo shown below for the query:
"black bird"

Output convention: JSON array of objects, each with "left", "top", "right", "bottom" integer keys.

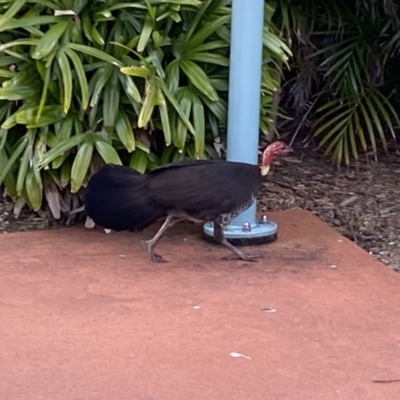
[{"left": 85, "top": 141, "right": 292, "bottom": 262}]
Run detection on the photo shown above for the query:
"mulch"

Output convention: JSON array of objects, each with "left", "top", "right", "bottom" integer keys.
[{"left": 259, "top": 145, "right": 400, "bottom": 272}]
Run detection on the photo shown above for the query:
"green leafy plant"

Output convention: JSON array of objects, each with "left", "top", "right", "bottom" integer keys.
[
  {"left": 274, "top": 0, "right": 400, "bottom": 165},
  {"left": 314, "top": 89, "right": 400, "bottom": 165},
  {"left": 0, "top": 0, "right": 290, "bottom": 218}
]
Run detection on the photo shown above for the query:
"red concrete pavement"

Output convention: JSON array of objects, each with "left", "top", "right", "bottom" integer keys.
[{"left": 0, "top": 209, "right": 400, "bottom": 400}]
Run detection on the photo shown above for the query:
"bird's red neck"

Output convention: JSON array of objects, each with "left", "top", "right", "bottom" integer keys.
[
  {"left": 262, "top": 150, "right": 274, "bottom": 166},
  {"left": 260, "top": 151, "right": 274, "bottom": 176}
]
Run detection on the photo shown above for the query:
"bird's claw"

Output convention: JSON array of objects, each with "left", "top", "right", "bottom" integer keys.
[
  {"left": 141, "top": 240, "right": 167, "bottom": 263},
  {"left": 222, "top": 253, "right": 264, "bottom": 262},
  {"left": 150, "top": 252, "right": 167, "bottom": 263}
]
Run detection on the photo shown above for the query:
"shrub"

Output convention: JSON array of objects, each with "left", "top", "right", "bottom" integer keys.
[
  {"left": 0, "top": 0, "right": 290, "bottom": 218},
  {"left": 274, "top": 0, "right": 400, "bottom": 165}
]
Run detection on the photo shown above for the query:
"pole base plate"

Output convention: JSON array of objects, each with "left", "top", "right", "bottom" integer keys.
[{"left": 202, "top": 219, "right": 278, "bottom": 246}]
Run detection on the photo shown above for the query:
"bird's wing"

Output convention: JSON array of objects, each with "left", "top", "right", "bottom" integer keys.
[
  {"left": 146, "top": 162, "right": 261, "bottom": 214},
  {"left": 151, "top": 159, "right": 225, "bottom": 171}
]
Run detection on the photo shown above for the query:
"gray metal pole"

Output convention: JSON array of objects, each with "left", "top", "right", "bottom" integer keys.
[{"left": 203, "top": 0, "right": 278, "bottom": 242}]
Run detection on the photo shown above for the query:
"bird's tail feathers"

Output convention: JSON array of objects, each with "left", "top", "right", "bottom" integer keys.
[{"left": 85, "top": 164, "right": 165, "bottom": 231}]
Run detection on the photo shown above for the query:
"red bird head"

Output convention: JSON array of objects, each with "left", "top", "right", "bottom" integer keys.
[{"left": 260, "top": 141, "right": 292, "bottom": 176}]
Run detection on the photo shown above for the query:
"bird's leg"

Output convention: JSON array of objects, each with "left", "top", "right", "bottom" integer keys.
[
  {"left": 143, "top": 215, "right": 184, "bottom": 263},
  {"left": 213, "top": 220, "right": 263, "bottom": 262}
]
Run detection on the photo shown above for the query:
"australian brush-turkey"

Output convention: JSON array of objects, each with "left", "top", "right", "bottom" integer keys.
[{"left": 85, "top": 141, "right": 292, "bottom": 263}]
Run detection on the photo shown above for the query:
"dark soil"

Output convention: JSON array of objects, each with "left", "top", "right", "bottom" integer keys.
[
  {"left": 1, "top": 147, "right": 399, "bottom": 272},
  {"left": 0, "top": 199, "right": 60, "bottom": 233}
]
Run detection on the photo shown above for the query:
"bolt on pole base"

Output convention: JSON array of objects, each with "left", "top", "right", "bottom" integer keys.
[{"left": 202, "top": 215, "right": 278, "bottom": 246}]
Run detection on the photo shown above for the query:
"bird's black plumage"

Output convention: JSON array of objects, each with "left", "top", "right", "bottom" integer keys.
[
  {"left": 84, "top": 164, "right": 166, "bottom": 232},
  {"left": 146, "top": 160, "right": 263, "bottom": 221},
  {"left": 85, "top": 160, "right": 262, "bottom": 228}
]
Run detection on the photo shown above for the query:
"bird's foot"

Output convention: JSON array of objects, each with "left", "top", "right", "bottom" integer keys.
[
  {"left": 149, "top": 252, "right": 167, "bottom": 263},
  {"left": 141, "top": 240, "right": 167, "bottom": 263},
  {"left": 222, "top": 253, "right": 264, "bottom": 262}
]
